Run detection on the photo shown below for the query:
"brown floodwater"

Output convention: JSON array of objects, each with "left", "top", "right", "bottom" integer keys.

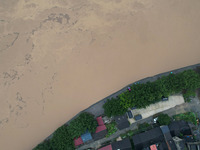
[{"left": 0, "top": 0, "right": 200, "bottom": 149}]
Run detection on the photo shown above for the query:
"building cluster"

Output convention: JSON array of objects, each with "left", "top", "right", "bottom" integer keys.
[{"left": 99, "top": 120, "right": 200, "bottom": 150}]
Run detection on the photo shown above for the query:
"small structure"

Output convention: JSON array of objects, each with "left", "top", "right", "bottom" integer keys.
[
  {"left": 111, "top": 138, "right": 132, "bottom": 150},
  {"left": 150, "top": 144, "right": 157, "bottom": 150},
  {"left": 102, "top": 116, "right": 112, "bottom": 124},
  {"left": 98, "top": 138, "right": 132, "bottom": 150},
  {"left": 81, "top": 131, "right": 93, "bottom": 143},
  {"left": 74, "top": 137, "right": 83, "bottom": 147},
  {"left": 114, "top": 114, "right": 130, "bottom": 130}
]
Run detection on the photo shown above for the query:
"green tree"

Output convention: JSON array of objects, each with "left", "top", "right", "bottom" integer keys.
[
  {"left": 33, "top": 140, "right": 52, "bottom": 150},
  {"left": 67, "top": 112, "right": 97, "bottom": 138},
  {"left": 157, "top": 114, "right": 171, "bottom": 125},
  {"left": 103, "top": 98, "right": 127, "bottom": 117},
  {"left": 50, "top": 125, "right": 74, "bottom": 150}
]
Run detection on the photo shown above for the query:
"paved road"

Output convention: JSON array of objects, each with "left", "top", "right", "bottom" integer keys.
[{"left": 77, "top": 94, "right": 200, "bottom": 150}]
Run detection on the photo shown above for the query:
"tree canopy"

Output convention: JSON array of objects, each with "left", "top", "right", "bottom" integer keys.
[
  {"left": 103, "top": 98, "right": 127, "bottom": 117},
  {"left": 34, "top": 112, "right": 97, "bottom": 150},
  {"left": 103, "top": 69, "right": 200, "bottom": 117},
  {"left": 157, "top": 114, "right": 171, "bottom": 125}
]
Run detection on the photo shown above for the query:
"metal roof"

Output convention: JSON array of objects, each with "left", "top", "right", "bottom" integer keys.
[{"left": 81, "top": 131, "right": 92, "bottom": 143}]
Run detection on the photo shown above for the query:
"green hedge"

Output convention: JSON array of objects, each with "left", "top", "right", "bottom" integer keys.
[{"left": 103, "top": 70, "right": 200, "bottom": 117}]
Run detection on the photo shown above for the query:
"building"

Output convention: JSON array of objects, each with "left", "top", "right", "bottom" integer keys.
[
  {"left": 92, "top": 116, "right": 107, "bottom": 141},
  {"left": 74, "top": 116, "right": 107, "bottom": 146},
  {"left": 111, "top": 138, "right": 132, "bottom": 150},
  {"left": 132, "top": 127, "right": 168, "bottom": 150},
  {"left": 98, "top": 138, "right": 132, "bottom": 150},
  {"left": 74, "top": 137, "right": 83, "bottom": 147},
  {"left": 160, "top": 125, "right": 177, "bottom": 150},
  {"left": 114, "top": 114, "right": 130, "bottom": 130},
  {"left": 81, "top": 130, "right": 93, "bottom": 143},
  {"left": 168, "top": 120, "right": 192, "bottom": 137},
  {"left": 98, "top": 144, "right": 112, "bottom": 150}
]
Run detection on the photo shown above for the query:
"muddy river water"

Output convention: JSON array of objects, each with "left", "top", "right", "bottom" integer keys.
[{"left": 0, "top": 0, "right": 200, "bottom": 149}]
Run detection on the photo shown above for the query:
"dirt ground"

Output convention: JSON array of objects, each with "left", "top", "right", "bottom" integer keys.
[{"left": 0, "top": 0, "right": 200, "bottom": 150}]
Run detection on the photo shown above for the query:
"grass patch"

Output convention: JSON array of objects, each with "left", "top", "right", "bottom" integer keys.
[
  {"left": 173, "top": 112, "right": 197, "bottom": 125},
  {"left": 106, "top": 122, "right": 117, "bottom": 138}
]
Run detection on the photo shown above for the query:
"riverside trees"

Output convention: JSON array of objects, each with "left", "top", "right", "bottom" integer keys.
[
  {"left": 103, "top": 69, "right": 200, "bottom": 117},
  {"left": 33, "top": 112, "right": 97, "bottom": 150}
]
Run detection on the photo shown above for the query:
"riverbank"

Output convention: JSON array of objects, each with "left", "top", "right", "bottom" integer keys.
[
  {"left": 1, "top": 1, "right": 200, "bottom": 149},
  {"left": 44, "top": 63, "right": 200, "bottom": 141}
]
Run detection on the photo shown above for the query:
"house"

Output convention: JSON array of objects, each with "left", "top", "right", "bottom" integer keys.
[
  {"left": 150, "top": 144, "right": 157, "bottom": 150},
  {"left": 98, "top": 144, "right": 112, "bottom": 150},
  {"left": 92, "top": 116, "right": 107, "bottom": 141},
  {"left": 132, "top": 127, "right": 168, "bottom": 150},
  {"left": 74, "top": 137, "right": 83, "bottom": 147},
  {"left": 74, "top": 131, "right": 93, "bottom": 147},
  {"left": 160, "top": 125, "right": 177, "bottom": 150},
  {"left": 168, "top": 121, "right": 191, "bottom": 137},
  {"left": 111, "top": 138, "right": 132, "bottom": 150},
  {"left": 98, "top": 138, "right": 132, "bottom": 150},
  {"left": 81, "top": 130, "right": 93, "bottom": 143},
  {"left": 114, "top": 114, "right": 130, "bottom": 130}
]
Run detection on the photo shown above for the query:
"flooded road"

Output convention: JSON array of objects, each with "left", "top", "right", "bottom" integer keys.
[{"left": 0, "top": 0, "right": 200, "bottom": 149}]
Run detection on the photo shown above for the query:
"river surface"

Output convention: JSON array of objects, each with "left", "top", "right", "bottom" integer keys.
[{"left": 0, "top": 0, "right": 200, "bottom": 149}]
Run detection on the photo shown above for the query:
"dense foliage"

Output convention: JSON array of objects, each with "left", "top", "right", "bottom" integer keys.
[
  {"left": 34, "top": 112, "right": 97, "bottom": 150},
  {"left": 106, "top": 122, "right": 117, "bottom": 137},
  {"left": 33, "top": 141, "right": 52, "bottom": 150},
  {"left": 103, "top": 70, "right": 200, "bottom": 117},
  {"left": 33, "top": 125, "right": 73, "bottom": 150},
  {"left": 103, "top": 98, "right": 127, "bottom": 117},
  {"left": 173, "top": 112, "right": 197, "bottom": 125},
  {"left": 157, "top": 114, "right": 171, "bottom": 125},
  {"left": 50, "top": 125, "right": 74, "bottom": 150},
  {"left": 67, "top": 112, "right": 97, "bottom": 138}
]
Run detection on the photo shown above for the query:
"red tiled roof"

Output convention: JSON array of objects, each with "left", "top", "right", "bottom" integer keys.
[
  {"left": 96, "top": 116, "right": 104, "bottom": 126},
  {"left": 98, "top": 144, "right": 112, "bottom": 150},
  {"left": 74, "top": 137, "right": 83, "bottom": 146},
  {"left": 96, "top": 125, "right": 107, "bottom": 133},
  {"left": 150, "top": 144, "right": 157, "bottom": 150}
]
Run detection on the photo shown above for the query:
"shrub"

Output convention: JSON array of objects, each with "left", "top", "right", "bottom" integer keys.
[
  {"left": 106, "top": 122, "right": 117, "bottom": 137},
  {"left": 183, "top": 90, "right": 196, "bottom": 102},
  {"left": 157, "top": 114, "right": 171, "bottom": 125},
  {"left": 138, "top": 123, "right": 152, "bottom": 132}
]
